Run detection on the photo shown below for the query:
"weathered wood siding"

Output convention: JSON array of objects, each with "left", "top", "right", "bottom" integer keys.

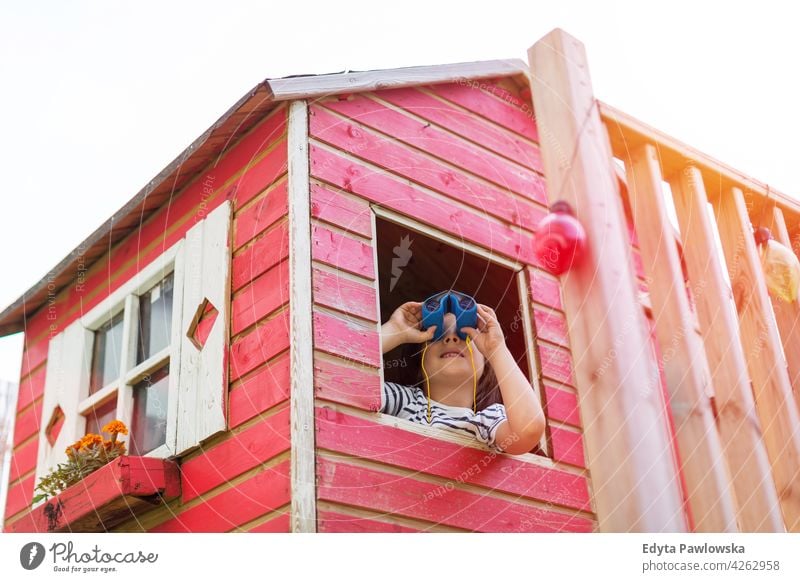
[
  {"left": 308, "top": 79, "right": 597, "bottom": 532},
  {"left": 4, "top": 106, "right": 292, "bottom": 533}
]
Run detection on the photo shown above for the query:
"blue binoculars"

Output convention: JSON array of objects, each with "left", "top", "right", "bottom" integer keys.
[{"left": 421, "top": 290, "right": 478, "bottom": 341}]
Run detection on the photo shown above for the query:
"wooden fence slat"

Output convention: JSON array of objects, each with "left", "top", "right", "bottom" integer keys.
[
  {"left": 668, "top": 166, "right": 784, "bottom": 532},
  {"left": 712, "top": 185, "right": 800, "bottom": 532},
  {"left": 627, "top": 145, "right": 737, "bottom": 531},
  {"left": 761, "top": 205, "right": 800, "bottom": 409},
  {"left": 529, "top": 28, "right": 685, "bottom": 532}
]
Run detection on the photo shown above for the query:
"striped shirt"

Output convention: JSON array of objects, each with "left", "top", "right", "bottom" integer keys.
[{"left": 381, "top": 381, "right": 508, "bottom": 451}]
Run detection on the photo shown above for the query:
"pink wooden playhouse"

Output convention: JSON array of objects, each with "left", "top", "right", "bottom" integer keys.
[{"left": 3, "top": 29, "right": 800, "bottom": 533}]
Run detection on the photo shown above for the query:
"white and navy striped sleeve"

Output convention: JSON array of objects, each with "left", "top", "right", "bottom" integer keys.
[
  {"left": 474, "top": 403, "right": 508, "bottom": 450},
  {"left": 381, "top": 381, "right": 412, "bottom": 416}
]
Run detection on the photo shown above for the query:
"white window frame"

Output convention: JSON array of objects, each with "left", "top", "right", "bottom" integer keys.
[
  {"left": 78, "top": 241, "right": 185, "bottom": 459},
  {"left": 35, "top": 200, "right": 232, "bottom": 495},
  {"left": 370, "top": 205, "right": 549, "bottom": 457}
]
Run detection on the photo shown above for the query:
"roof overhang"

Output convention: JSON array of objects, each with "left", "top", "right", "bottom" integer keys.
[{"left": 0, "top": 59, "right": 530, "bottom": 336}]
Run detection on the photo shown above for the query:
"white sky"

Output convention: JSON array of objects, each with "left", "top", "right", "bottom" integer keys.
[{"left": 1, "top": 1, "right": 799, "bottom": 382}]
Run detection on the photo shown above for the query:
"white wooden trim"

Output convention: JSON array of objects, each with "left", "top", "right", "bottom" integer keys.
[
  {"left": 77, "top": 384, "right": 117, "bottom": 416},
  {"left": 267, "top": 59, "right": 528, "bottom": 101},
  {"left": 370, "top": 209, "right": 385, "bottom": 387},
  {"left": 288, "top": 99, "right": 317, "bottom": 532},
  {"left": 124, "top": 347, "right": 170, "bottom": 386},
  {"left": 370, "top": 204, "right": 523, "bottom": 271},
  {"left": 176, "top": 200, "right": 231, "bottom": 455},
  {"left": 115, "top": 294, "right": 138, "bottom": 430},
  {"left": 80, "top": 242, "right": 182, "bottom": 331},
  {"left": 516, "top": 268, "right": 549, "bottom": 456},
  {"left": 165, "top": 245, "right": 186, "bottom": 456}
]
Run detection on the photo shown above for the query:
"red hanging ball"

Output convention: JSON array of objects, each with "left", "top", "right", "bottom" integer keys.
[{"left": 533, "top": 201, "right": 587, "bottom": 275}]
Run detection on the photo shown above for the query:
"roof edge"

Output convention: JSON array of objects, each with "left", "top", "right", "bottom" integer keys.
[
  {"left": 0, "top": 57, "right": 531, "bottom": 338},
  {"left": 266, "top": 58, "right": 529, "bottom": 101}
]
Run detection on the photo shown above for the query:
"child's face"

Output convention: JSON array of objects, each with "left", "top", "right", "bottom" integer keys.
[{"left": 422, "top": 312, "right": 485, "bottom": 382}]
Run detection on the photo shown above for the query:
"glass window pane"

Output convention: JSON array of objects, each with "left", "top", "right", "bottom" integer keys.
[
  {"left": 137, "top": 273, "right": 174, "bottom": 364},
  {"left": 84, "top": 398, "right": 117, "bottom": 437},
  {"left": 130, "top": 364, "right": 169, "bottom": 455},
  {"left": 89, "top": 312, "right": 124, "bottom": 395}
]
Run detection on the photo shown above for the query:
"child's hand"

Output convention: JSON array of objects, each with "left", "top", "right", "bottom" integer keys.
[
  {"left": 381, "top": 302, "right": 436, "bottom": 353},
  {"left": 461, "top": 304, "right": 506, "bottom": 360}
]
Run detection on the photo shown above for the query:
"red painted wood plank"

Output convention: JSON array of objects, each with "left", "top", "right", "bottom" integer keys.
[
  {"left": 247, "top": 512, "right": 291, "bottom": 532},
  {"left": 316, "top": 99, "right": 547, "bottom": 205},
  {"left": 13, "top": 399, "right": 42, "bottom": 446},
  {"left": 150, "top": 460, "right": 291, "bottom": 533},
  {"left": 20, "top": 339, "right": 48, "bottom": 379},
  {"left": 475, "top": 79, "right": 531, "bottom": 111},
  {"left": 316, "top": 406, "right": 591, "bottom": 512},
  {"left": 544, "top": 384, "right": 581, "bottom": 428},
  {"left": 229, "top": 309, "right": 290, "bottom": 383},
  {"left": 550, "top": 425, "right": 586, "bottom": 469},
  {"left": 311, "top": 182, "right": 373, "bottom": 239},
  {"left": 9, "top": 438, "right": 38, "bottom": 484},
  {"left": 229, "top": 350, "right": 291, "bottom": 429},
  {"left": 231, "top": 221, "right": 289, "bottom": 292},
  {"left": 181, "top": 407, "right": 290, "bottom": 503},
  {"left": 318, "top": 510, "right": 419, "bottom": 532},
  {"left": 310, "top": 145, "right": 535, "bottom": 265},
  {"left": 534, "top": 307, "right": 569, "bottom": 348},
  {"left": 311, "top": 105, "right": 546, "bottom": 223},
  {"left": 426, "top": 82, "right": 539, "bottom": 142},
  {"left": 232, "top": 140, "right": 288, "bottom": 209},
  {"left": 4, "top": 475, "right": 34, "bottom": 521},
  {"left": 314, "top": 355, "right": 381, "bottom": 411},
  {"left": 231, "top": 259, "right": 290, "bottom": 337},
  {"left": 27, "top": 108, "right": 288, "bottom": 344},
  {"left": 311, "top": 224, "right": 375, "bottom": 279},
  {"left": 376, "top": 87, "right": 542, "bottom": 170},
  {"left": 527, "top": 267, "right": 563, "bottom": 311},
  {"left": 233, "top": 178, "right": 288, "bottom": 250},
  {"left": 313, "top": 310, "right": 380, "bottom": 369},
  {"left": 312, "top": 267, "right": 378, "bottom": 323},
  {"left": 317, "top": 457, "right": 592, "bottom": 532},
  {"left": 538, "top": 343, "right": 575, "bottom": 387},
  {"left": 10, "top": 457, "right": 180, "bottom": 533}
]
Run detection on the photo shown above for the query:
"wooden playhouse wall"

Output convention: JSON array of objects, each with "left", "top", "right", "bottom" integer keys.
[
  {"left": 4, "top": 105, "right": 292, "bottom": 532},
  {"left": 2, "top": 76, "right": 673, "bottom": 533},
  {"left": 308, "top": 79, "right": 597, "bottom": 532}
]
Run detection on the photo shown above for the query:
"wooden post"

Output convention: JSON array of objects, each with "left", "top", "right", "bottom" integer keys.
[
  {"left": 529, "top": 29, "right": 686, "bottom": 532},
  {"left": 761, "top": 204, "right": 800, "bottom": 409},
  {"left": 626, "top": 145, "right": 737, "bottom": 531},
  {"left": 668, "top": 166, "right": 784, "bottom": 532},
  {"left": 712, "top": 185, "right": 800, "bottom": 532},
  {"left": 288, "top": 100, "right": 317, "bottom": 532}
]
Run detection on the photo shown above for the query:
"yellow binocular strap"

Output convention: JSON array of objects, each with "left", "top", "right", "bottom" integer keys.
[{"left": 421, "top": 336, "right": 477, "bottom": 423}]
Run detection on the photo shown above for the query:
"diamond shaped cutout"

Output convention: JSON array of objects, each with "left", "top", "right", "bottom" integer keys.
[
  {"left": 186, "top": 298, "right": 219, "bottom": 350},
  {"left": 45, "top": 405, "right": 65, "bottom": 446}
]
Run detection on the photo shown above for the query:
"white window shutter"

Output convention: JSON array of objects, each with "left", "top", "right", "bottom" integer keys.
[
  {"left": 35, "top": 320, "right": 92, "bottom": 485},
  {"left": 176, "top": 200, "right": 232, "bottom": 455}
]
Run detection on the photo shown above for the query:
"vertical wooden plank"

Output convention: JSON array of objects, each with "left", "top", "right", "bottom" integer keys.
[
  {"left": 529, "top": 29, "right": 685, "bottom": 532},
  {"left": 626, "top": 145, "right": 737, "bottom": 531},
  {"left": 668, "top": 166, "right": 783, "bottom": 532},
  {"left": 761, "top": 205, "right": 800, "bottom": 407},
  {"left": 287, "top": 99, "right": 317, "bottom": 532},
  {"left": 712, "top": 185, "right": 800, "bottom": 531}
]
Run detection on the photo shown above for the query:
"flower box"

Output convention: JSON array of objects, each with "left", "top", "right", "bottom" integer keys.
[{"left": 10, "top": 456, "right": 180, "bottom": 533}]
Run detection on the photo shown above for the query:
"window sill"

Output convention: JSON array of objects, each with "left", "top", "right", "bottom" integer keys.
[{"left": 10, "top": 456, "right": 180, "bottom": 533}]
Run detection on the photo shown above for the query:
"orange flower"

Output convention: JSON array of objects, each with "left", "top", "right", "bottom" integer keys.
[
  {"left": 79, "top": 434, "right": 103, "bottom": 450},
  {"left": 101, "top": 420, "right": 129, "bottom": 436},
  {"left": 65, "top": 445, "right": 77, "bottom": 458}
]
